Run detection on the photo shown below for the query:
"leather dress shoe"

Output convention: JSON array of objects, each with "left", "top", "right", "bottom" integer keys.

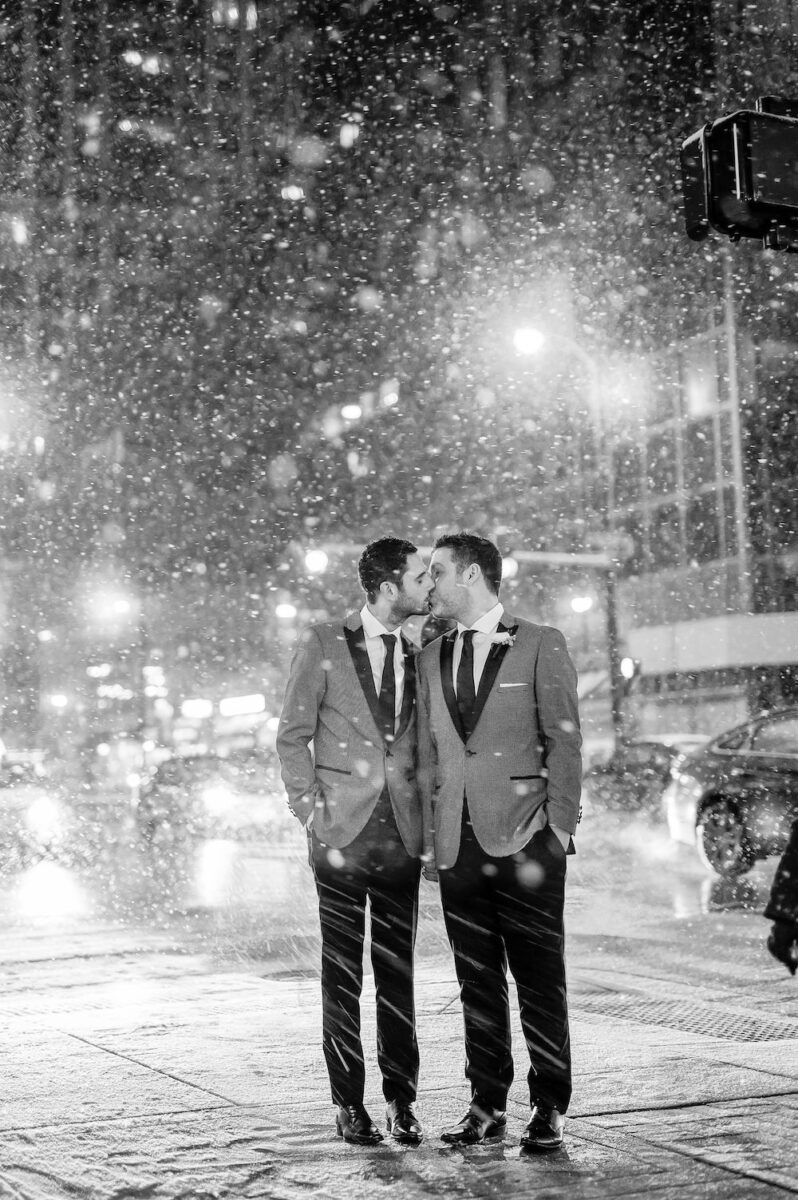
[
  {"left": 520, "top": 1103, "right": 564, "bottom": 1151},
  {"left": 335, "top": 1103, "right": 384, "bottom": 1145},
  {"left": 386, "top": 1100, "right": 423, "bottom": 1144},
  {"left": 440, "top": 1101, "right": 506, "bottom": 1145}
]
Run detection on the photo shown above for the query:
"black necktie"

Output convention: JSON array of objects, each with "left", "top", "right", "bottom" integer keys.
[
  {"left": 378, "top": 634, "right": 397, "bottom": 742},
  {"left": 456, "top": 630, "right": 476, "bottom": 736}
]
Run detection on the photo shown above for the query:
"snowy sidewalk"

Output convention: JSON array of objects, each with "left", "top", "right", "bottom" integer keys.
[{"left": 1, "top": 931, "right": 797, "bottom": 1200}]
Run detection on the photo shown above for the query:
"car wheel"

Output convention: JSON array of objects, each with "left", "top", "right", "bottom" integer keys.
[{"left": 696, "top": 798, "right": 755, "bottom": 877}]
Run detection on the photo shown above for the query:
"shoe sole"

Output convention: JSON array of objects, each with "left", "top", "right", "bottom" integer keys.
[
  {"left": 520, "top": 1138, "right": 563, "bottom": 1153},
  {"left": 336, "top": 1121, "right": 383, "bottom": 1145},
  {"left": 440, "top": 1123, "right": 506, "bottom": 1145}
]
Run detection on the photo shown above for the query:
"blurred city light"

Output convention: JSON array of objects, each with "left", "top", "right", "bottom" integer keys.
[
  {"left": 304, "top": 548, "right": 329, "bottom": 574},
  {"left": 46, "top": 693, "right": 69, "bottom": 709},
  {"left": 275, "top": 602, "right": 297, "bottom": 620},
  {"left": 341, "top": 403, "right": 362, "bottom": 420},
  {"left": 218, "top": 693, "right": 266, "bottom": 718},
  {"left": 37, "top": 629, "right": 55, "bottom": 643},
  {"left": 571, "top": 595, "right": 594, "bottom": 614},
  {"left": 512, "top": 326, "right": 547, "bottom": 356},
  {"left": 181, "top": 698, "right": 213, "bottom": 720},
  {"left": 340, "top": 121, "right": 361, "bottom": 149},
  {"left": 620, "top": 655, "right": 638, "bottom": 680},
  {"left": 501, "top": 555, "right": 519, "bottom": 580},
  {"left": 379, "top": 378, "right": 400, "bottom": 407}
]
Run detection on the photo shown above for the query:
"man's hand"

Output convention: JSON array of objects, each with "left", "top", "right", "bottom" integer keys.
[{"left": 767, "top": 920, "right": 798, "bottom": 975}]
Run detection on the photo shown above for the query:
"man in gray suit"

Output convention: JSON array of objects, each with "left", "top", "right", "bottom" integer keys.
[
  {"left": 417, "top": 532, "right": 581, "bottom": 1152},
  {"left": 277, "top": 536, "right": 432, "bottom": 1146}
]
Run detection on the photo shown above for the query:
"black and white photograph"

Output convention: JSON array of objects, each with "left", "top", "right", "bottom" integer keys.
[{"left": 0, "top": 1, "right": 796, "bottom": 1196}]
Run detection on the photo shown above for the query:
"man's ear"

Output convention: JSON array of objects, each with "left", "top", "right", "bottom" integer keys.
[{"left": 379, "top": 579, "right": 397, "bottom": 600}]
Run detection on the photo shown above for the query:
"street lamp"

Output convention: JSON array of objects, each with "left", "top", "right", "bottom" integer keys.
[{"left": 512, "top": 323, "right": 610, "bottom": 530}]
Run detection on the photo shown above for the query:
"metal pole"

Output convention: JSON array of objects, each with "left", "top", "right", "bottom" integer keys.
[
  {"left": 605, "top": 568, "right": 625, "bottom": 748},
  {"left": 722, "top": 248, "right": 752, "bottom": 612}
]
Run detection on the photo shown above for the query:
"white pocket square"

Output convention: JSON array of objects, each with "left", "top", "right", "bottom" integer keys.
[{"left": 498, "top": 682, "right": 528, "bottom": 689}]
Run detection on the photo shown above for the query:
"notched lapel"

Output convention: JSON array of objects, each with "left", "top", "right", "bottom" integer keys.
[
  {"left": 470, "top": 620, "right": 517, "bottom": 732},
  {"left": 343, "top": 623, "right": 383, "bottom": 734},
  {"left": 395, "top": 635, "right": 416, "bottom": 739},
  {"left": 440, "top": 630, "right": 466, "bottom": 742}
]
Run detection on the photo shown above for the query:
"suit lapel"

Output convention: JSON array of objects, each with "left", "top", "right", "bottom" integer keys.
[
  {"left": 440, "top": 630, "right": 466, "bottom": 742},
  {"left": 470, "top": 620, "right": 514, "bottom": 731},
  {"left": 395, "top": 634, "right": 416, "bottom": 740},
  {"left": 343, "top": 621, "right": 383, "bottom": 735}
]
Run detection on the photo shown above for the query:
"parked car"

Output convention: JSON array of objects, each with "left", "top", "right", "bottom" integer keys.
[
  {"left": 581, "top": 735, "right": 709, "bottom": 814},
  {"left": 135, "top": 749, "right": 293, "bottom": 843},
  {"left": 0, "top": 760, "right": 74, "bottom": 867},
  {"left": 662, "top": 707, "right": 798, "bottom": 878}
]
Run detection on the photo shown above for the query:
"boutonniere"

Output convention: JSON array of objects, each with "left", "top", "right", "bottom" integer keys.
[{"left": 490, "top": 625, "right": 518, "bottom": 648}]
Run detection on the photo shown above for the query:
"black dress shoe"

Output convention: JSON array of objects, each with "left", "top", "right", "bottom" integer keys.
[
  {"left": 520, "top": 1103, "right": 564, "bottom": 1152},
  {"left": 335, "top": 1104, "right": 384, "bottom": 1145},
  {"left": 386, "top": 1100, "right": 423, "bottom": 1144},
  {"left": 440, "top": 1101, "right": 506, "bottom": 1145}
]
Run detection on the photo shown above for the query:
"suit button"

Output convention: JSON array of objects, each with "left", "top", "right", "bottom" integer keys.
[
  {"left": 385, "top": 750, "right": 393, "bottom": 758},
  {"left": 466, "top": 750, "right": 476, "bottom": 757}
]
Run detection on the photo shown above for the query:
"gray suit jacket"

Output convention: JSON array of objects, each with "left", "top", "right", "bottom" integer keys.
[
  {"left": 417, "top": 610, "right": 582, "bottom": 869},
  {"left": 277, "top": 611, "right": 423, "bottom": 854}
]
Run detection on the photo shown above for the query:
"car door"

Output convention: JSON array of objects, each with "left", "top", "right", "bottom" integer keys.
[{"left": 740, "top": 713, "right": 798, "bottom": 854}]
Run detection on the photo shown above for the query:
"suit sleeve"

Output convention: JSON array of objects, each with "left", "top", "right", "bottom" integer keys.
[
  {"left": 536, "top": 627, "right": 583, "bottom": 836},
  {"left": 276, "top": 626, "right": 326, "bottom": 826},
  {"left": 415, "top": 655, "right": 437, "bottom": 867}
]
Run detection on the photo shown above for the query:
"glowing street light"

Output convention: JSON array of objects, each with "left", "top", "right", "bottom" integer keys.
[
  {"left": 512, "top": 326, "right": 547, "bottom": 356},
  {"left": 304, "top": 548, "right": 329, "bottom": 575}
]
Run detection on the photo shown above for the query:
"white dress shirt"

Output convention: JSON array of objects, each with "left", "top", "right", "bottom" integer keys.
[
  {"left": 361, "top": 604, "right": 404, "bottom": 723},
  {"left": 453, "top": 602, "right": 504, "bottom": 696}
]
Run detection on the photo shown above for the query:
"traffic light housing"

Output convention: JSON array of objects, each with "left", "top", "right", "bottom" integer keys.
[{"left": 681, "top": 98, "right": 798, "bottom": 250}]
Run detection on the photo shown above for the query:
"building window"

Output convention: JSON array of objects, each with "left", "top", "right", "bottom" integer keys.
[
  {"left": 650, "top": 503, "right": 683, "bottom": 568},
  {"left": 685, "top": 491, "right": 721, "bottom": 564},
  {"left": 683, "top": 418, "right": 717, "bottom": 490},
  {"left": 646, "top": 428, "right": 679, "bottom": 497}
]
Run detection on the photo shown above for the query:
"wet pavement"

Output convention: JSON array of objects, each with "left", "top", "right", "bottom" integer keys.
[{"left": 0, "top": 807, "right": 796, "bottom": 1197}]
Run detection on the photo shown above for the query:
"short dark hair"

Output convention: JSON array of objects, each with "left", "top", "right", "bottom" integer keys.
[
  {"left": 433, "top": 531, "right": 502, "bottom": 595},
  {"left": 358, "top": 536, "right": 418, "bottom": 602}
]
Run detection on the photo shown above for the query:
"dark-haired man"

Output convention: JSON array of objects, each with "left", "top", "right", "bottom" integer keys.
[
  {"left": 417, "top": 532, "right": 581, "bottom": 1152},
  {"left": 277, "top": 536, "right": 432, "bottom": 1146}
]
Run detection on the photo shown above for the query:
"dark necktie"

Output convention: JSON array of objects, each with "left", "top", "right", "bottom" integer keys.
[
  {"left": 456, "top": 630, "right": 476, "bottom": 736},
  {"left": 378, "top": 634, "right": 397, "bottom": 742}
]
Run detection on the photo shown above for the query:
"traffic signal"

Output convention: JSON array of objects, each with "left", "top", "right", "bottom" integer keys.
[{"left": 681, "top": 98, "right": 798, "bottom": 250}]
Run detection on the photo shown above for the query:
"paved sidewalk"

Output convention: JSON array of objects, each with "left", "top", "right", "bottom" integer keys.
[{"left": 1, "top": 918, "right": 796, "bottom": 1200}]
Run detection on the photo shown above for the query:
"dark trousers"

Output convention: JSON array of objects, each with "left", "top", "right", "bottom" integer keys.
[
  {"left": 311, "top": 788, "right": 421, "bottom": 1108},
  {"left": 438, "top": 804, "right": 571, "bottom": 1113}
]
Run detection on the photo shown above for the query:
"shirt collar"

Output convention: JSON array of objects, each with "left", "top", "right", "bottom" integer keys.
[
  {"left": 457, "top": 602, "right": 504, "bottom": 638},
  {"left": 361, "top": 604, "right": 402, "bottom": 639}
]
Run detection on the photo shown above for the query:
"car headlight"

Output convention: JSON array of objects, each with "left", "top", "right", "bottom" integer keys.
[
  {"left": 24, "top": 796, "right": 65, "bottom": 843},
  {"left": 200, "top": 784, "right": 235, "bottom": 816}
]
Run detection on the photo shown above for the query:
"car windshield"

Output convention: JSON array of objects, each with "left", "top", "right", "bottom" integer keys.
[
  {"left": 751, "top": 714, "right": 798, "bottom": 755},
  {"left": 713, "top": 725, "right": 751, "bottom": 751}
]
